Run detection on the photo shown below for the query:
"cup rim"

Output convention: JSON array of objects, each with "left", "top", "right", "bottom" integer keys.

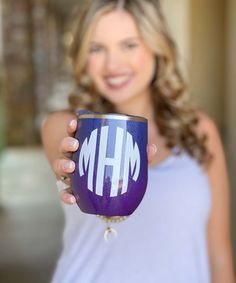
[{"left": 77, "top": 113, "right": 147, "bottom": 123}]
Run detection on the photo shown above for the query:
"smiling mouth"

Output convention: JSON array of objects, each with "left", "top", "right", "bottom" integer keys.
[{"left": 105, "top": 76, "right": 131, "bottom": 89}]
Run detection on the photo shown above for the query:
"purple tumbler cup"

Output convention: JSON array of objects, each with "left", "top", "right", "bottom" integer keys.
[{"left": 70, "top": 112, "right": 148, "bottom": 217}]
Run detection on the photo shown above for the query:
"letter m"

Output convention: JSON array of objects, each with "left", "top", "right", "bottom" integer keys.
[
  {"left": 78, "top": 129, "right": 97, "bottom": 192},
  {"left": 122, "top": 132, "right": 140, "bottom": 194}
]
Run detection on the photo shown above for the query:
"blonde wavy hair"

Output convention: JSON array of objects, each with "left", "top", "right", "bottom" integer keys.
[{"left": 68, "top": 0, "right": 211, "bottom": 165}]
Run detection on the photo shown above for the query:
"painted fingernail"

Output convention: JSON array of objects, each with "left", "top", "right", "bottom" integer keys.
[
  {"left": 69, "top": 139, "right": 79, "bottom": 150},
  {"left": 63, "top": 161, "right": 74, "bottom": 170},
  {"left": 150, "top": 144, "right": 157, "bottom": 154},
  {"left": 70, "top": 196, "right": 76, "bottom": 203},
  {"left": 69, "top": 119, "right": 77, "bottom": 128}
]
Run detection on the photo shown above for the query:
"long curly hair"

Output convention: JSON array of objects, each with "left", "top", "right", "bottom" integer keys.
[{"left": 67, "top": 0, "right": 212, "bottom": 165}]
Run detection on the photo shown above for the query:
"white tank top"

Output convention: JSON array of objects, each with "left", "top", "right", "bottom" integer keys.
[{"left": 51, "top": 152, "right": 211, "bottom": 283}]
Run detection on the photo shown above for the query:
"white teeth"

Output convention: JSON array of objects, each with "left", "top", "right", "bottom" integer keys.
[{"left": 106, "top": 76, "right": 130, "bottom": 86}]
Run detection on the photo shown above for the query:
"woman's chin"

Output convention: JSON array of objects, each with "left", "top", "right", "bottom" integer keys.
[{"left": 103, "top": 92, "right": 134, "bottom": 106}]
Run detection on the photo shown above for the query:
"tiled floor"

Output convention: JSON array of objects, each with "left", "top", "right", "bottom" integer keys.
[{"left": 0, "top": 147, "right": 64, "bottom": 283}]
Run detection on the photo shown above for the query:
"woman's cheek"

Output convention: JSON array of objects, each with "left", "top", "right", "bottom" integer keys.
[{"left": 86, "top": 58, "right": 103, "bottom": 78}]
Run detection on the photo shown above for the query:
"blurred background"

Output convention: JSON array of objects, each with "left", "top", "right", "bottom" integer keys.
[{"left": 0, "top": 0, "right": 235, "bottom": 282}]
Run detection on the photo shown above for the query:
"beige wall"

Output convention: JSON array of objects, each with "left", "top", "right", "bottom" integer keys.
[
  {"left": 0, "top": 0, "right": 2, "bottom": 58},
  {"left": 225, "top": 0, "right": 236, "bottom": 260},
  {"left": 189, "top": 0, "right": 225, "bottom": 127},
  {"left": 161, "top": 0, "right": 190, "bottom": 77},
  {"left": 226, "top": 0, "right": 236, "bottom": 173}
]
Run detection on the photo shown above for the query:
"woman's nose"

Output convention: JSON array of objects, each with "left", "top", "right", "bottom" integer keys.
[{"left": 104, "top": 51, "right": 125, "bottom": 72}]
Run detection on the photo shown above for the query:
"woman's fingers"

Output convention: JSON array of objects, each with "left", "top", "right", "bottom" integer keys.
[
  {"left": 53, "top": 158, "right": 75, "bottom": 177},
  {"left": 147, "top": 144, "right": 157, "bottom": 164},
  {"left": 59, "top": 119, "right": 79, "bottom": 157},
  {"left": 54, "top": 119, "right": 78, "bottom": 205},
  {"left": 59, "top": 136, "right": 79, "bottom": 155},
  {"left": 67, "top": 119, "right": 77, "bottom": 136},
  {"left": 59, "top": 188, "right": 76, "bottom": 205}
]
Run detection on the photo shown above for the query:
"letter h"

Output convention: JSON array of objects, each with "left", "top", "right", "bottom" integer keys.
[{"left": 96, "top": 126, "right": 123, "bottom": 196}]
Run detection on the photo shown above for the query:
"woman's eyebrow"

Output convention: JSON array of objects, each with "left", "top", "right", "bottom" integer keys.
[
  {"left": 123, "top": 36, "right": 139, "bottom": 40},
  {"left": 90, "top": 36, "right": 140, "bottom": 45},
  {"left": 89, "top": 41, "right": 103, "bottom": 45}
]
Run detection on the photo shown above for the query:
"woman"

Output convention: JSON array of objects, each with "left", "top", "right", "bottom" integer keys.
[{"left": 41, "top": 0, "right": 235, "bottom": 282}]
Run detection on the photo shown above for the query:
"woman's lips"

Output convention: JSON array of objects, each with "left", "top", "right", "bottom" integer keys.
[{"left": 105, "top": 75, "right": 132, "bottom": 90}]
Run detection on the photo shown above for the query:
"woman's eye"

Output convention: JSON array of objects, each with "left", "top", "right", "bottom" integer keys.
[
  {"left": 123, "top": 42, "right": 138, "bottom": 50},
  {"left": 89, "top": 46, "right": 103, "bottom": 53}
]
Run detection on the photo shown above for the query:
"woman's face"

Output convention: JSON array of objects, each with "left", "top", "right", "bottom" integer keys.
[{"left": 85, "top": 9, "right": 156, "bottom": 107}]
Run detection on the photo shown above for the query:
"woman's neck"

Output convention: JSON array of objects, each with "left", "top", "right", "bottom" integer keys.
[{"left": 114, "top": 91, "right": 155, "bottom": 123}]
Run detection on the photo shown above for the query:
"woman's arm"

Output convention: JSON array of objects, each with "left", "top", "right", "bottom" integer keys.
[{"left": 197, "top": 111, "right": 235, "bottom": 282}]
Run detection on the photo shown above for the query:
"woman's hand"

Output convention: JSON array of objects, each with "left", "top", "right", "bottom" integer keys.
[
  {"left": 54, "top": 119, "right": 78, "bottom": 204},
  {"left": 54, "top": 119, "right": 157, "bottom": 205}
]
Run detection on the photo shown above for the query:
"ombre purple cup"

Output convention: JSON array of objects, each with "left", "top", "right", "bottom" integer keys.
[{"left": 70, "top": 111, "right": 148, "bottom": 217}]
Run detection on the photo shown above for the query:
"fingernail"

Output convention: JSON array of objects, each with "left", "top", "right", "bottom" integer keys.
[
  {"left": 63, "top": 161, "right": 74, "bottom": 170},
  {"left": 150, "top": 144, "right": 157, "bottom": 154},
  {"left": 69, "top": 119, "right": 77, "bottom": 128},
  {"left": 70, "top": 196, "right": 76, "bottom": 203},
  {"left": 69, "top": 139, "right": 79, "bottom": 150}
]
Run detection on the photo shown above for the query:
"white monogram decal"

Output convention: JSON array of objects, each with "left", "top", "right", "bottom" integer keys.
[{"left": 79, "top": 126, "right": 140, "bottom": 197}]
